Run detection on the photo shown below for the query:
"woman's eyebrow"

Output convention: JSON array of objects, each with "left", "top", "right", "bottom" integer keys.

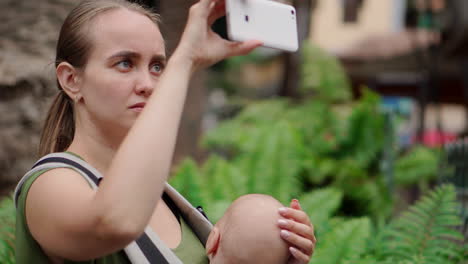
[
  {"left": 151, "top": 54, "right": 167, "bottom": 63},
  {"left": 108, "top": 51, "right": 166, "bottom": 62},
  {"left": 108, "top": 50, "right": 140, "bottom": 60}
]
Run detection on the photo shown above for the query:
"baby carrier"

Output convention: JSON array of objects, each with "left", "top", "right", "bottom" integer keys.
[{"left": 14, "top": 152, "right": 213, "bottom": 264}]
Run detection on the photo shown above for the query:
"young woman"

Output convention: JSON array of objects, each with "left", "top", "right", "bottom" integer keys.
[{"left": 14, "top": 0, "right": 316, "bottom": 263}]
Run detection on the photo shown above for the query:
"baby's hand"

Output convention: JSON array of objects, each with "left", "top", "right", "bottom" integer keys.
[{"left": 278, "top": 199, "right": 316, "bottom": 264}]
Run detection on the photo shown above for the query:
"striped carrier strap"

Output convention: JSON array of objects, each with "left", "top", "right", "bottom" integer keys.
[{"left": 14, "top": 152, "right": 184, "bottom": 264}]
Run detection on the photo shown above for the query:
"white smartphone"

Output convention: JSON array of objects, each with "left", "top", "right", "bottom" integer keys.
[{"left": 225, "top": 0, "right": 299, "bottom": 52}]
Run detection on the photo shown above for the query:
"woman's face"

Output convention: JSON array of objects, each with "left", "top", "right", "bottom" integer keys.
[{"left": 77, "top": 8, "right": 166, "bottom": 132}]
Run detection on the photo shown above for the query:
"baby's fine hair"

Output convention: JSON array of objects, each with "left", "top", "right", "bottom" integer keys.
[{"left": 217, "top": 194, "right": 289, "bottom": 264}]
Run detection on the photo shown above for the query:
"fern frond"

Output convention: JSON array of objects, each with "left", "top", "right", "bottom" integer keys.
[
  {"left": 378, "top": 184, "right": 464, "bottom": 264},
  {"left": 201, "top": 155, "right": 245, "bottom": 202},
  {"left": 300, "top": 41, "right": 352, "bottom": 103},
  {"left": 287, "top": 101, "right": 343, "bottom": 156},
  {"left": 394, "top": 146, "right": 439, "bottom": 186},
  {"left": 235, "top": 99, "right": 289, "bottom": 123},
  {"left": 202, "top": 156, "right": 228, "bottom": 202},
  {"left": 342, "top": 255, "right": 383, "bottom": 264},
  {"left": 236, "top": 120, "right": 302, "bottom": 204},
  {"left": 311, "top": 218, "right": 371, "bottom": 264},
  {"left": 335, "top": 89, "right": 385, "bottom": 168},
  {"left": 460, "top": 243, "right": 468, "bottom": 263},
  {"left": 298, "top": 187, "right": 343, "bottom": 232},
  {"left": 202, "top": 99, "right": 291, "bottom": 156},
  {"left": 204, "top": 199, "right": 231, "bottom": 224},
  {"left": 169, "top": 158, "right": 205, "bottom": 207},
  {"left": 201, "top": 119, "right": 245, "bottom": 153},
  {"left": 330, "top": 172, "right": 393, "bottom": 223}
]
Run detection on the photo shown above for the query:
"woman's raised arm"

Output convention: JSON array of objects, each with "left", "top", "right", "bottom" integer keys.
[{"left": 25, "top": 0, "right": 261, "bottom": 261}]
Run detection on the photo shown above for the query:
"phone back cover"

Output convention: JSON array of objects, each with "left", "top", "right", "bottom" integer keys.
[{"left": 226, "top": 0, "right": 299, "bottom": 52}]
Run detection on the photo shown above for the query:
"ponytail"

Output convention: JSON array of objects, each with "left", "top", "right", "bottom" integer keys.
[{"left": 38, "top": 91, "right": 75, "bottom": 157}]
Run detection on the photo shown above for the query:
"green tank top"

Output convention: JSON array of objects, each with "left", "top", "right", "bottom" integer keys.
[{"left": 15, "top": 167, "right": 209, "bottom": 264}]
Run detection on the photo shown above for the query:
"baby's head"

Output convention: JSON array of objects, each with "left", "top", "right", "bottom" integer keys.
[{"left": 206, "top": 194, "right": 289, "bottom": 264}]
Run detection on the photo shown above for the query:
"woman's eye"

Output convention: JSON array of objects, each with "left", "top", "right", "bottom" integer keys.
[
  {"left": 116, "top": 60, "right": 132, "bottom": 70},
  {"left": 151, "top": 63, "right": 164, "bottom": 74}
]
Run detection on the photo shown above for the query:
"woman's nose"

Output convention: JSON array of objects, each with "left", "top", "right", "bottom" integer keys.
[{"left": 134, "top": 72, "right": 154, "bottom": 97}]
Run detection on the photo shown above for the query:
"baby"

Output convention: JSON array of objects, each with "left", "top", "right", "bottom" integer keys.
[{"left": 205, "top": 194, "right": 290, "bottom": 264}]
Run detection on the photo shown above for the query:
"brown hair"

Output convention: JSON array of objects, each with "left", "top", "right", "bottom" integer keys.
[{"left": 38, "top": 0, "right": 161, "bottom": 157}]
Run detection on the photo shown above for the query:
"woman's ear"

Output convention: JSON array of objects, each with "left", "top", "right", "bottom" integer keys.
[
  {"left": 206, "top": 226, "right": 221, "bottom": 258},
  {"left": 56, "top": 62, "right": 82, "bottom": 102}
]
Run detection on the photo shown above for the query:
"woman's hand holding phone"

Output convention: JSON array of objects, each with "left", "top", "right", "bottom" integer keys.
[{"left": 173, "top": 0, "right": 263, "bottom": 72}]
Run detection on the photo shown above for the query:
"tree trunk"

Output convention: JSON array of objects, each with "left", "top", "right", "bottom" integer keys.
[
  {"left": 280, "top": 0, "right": 315, "bottom": 98},
  {"left": 159, "top": 0, "right": 208, "bottom": 166}
]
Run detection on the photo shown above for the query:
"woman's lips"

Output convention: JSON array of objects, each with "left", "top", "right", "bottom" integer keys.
[{"left": 129, "top": 102, "right": 146, "bottom": 112}]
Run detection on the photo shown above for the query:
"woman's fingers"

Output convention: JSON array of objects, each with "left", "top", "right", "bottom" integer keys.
[
  {"left": 175, "top": 0, "right": 261, "bottom": 70},
  {"left": 189, "top": 0, "right": 217, "bottom": 19},
  {"left": 278, "top": 206, "right": 317, "bottom": 247},
  {"left": 199, "top": 0, "right": 217, "bottom": 12},
  {"left": 290, "top": 198, "right": 302, "bottom": 210},
  {"left": 278, "top": 219, "right": 315, "bottom": 242},
  {"left": 279, "top": 207, "right": 312, "bottom": 227},
  {"left": 289, "top": 246, "right": 311, "bottom": 264},
  {"left": 224, "top": 39, "right": 263, "bottom": 57},
  {"left": 280, "top": 229, "right": 315, "bottom": 256},
  {"left": 279, "top": 200, "right": 316, "bottom": 264},
  {"left": 208, "top": 0, "right": 225, "bottom": 26}
]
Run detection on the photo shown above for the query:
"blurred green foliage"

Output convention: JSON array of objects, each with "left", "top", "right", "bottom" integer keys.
[
  {"left": 0, "top": 196, "right": 15, "bottom": 264},
  {"left": 195, "top": 89, "right": 440, "bottom": 223},
  {"left": 300, "top": 41, "right": 352, "bottom": 102},
  {"left": 171, "top": 162, "right": 464, "bottom": 263},
  {"left": 0, "top": 38, "right": 463, "bottom": 264},
  {"left": 170, "top": 41, "right": 465, "bottom": 263},
  {"left": 372, "top": 185, "right": 465, "bottom": 264}
]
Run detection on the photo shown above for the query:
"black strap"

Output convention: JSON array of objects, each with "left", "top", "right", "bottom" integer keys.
[
  {"left": 33, "top": 157, "right": 101, "bottom": 186},
  {"left": 196, "top": 206, "right": 209, "bottom": 220},
  {"left": 32, "top": 156, "right": 170, "bottom": 264},
  {"left": 162, "top": 193, "right": 181, "bottom": 224},
  {"left": 136, "top": 234, "right": 169, "bottom": 264}
]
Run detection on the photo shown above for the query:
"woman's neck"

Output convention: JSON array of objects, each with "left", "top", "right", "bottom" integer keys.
[{"left": 66, "top": 121, "right": 127, "bottom": 175}]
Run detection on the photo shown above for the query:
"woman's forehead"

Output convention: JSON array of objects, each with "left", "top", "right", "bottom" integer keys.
[{"left": 88, "top": 8, "right": 165, "bottom": 58}]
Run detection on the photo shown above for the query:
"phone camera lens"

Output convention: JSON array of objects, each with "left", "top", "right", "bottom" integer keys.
[
  {"left": 291, "top": 10, "right": 295, "bottom": 15},
  {"left": 245, "top": 15, "right": 249, "bottom": 22}
]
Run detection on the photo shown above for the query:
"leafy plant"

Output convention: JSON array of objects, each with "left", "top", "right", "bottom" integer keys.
[
  {"left": 202, "top": 99, "right": 291, "bottom": 155},
  {"left": 311, "top": 217, "right": 371, "bottom": 264},
  {"left": 172, "top": 150, "right": 464, "bottom": 263},
  {"left": 375, "top": 184, "right": 464, "bottom": 264},
  {"left": 298, "top": 187, "right": 343, "bottom": 232},
  {"left": 394, "top": 146, "right": 440, "bottom": 186},
  {"left": 170, "top": 159, "right": 205, "bottom": 208},
  {"left": 300, "top": 40, "right": 352, "bottom": 102},
  {"left": 201, "top": 89, "right": 440, "bottom": 224},
  {"left": 306, "top": 185, "right": 464, "bottom": 264},
  {"left": 0, "top": 196, "right": 15, "bottom": 264},
  {"left": 172, "top": 119, "right": 304, "bottom": 220}
]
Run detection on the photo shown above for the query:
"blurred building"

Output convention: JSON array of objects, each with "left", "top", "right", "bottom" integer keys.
[
  {"left": 312, "top": 0, "right": 406, "bottom": 54},
  {"left": 309, "top": 0, "right": 468, "bottom": 141}
]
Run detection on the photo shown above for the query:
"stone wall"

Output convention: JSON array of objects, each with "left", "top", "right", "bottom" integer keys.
[
  {"left": 0, "top": 0, "right": 76, "bottom": 193},
  {"left": 0, "top": 0, "right": 209, "bottom": 196}
]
